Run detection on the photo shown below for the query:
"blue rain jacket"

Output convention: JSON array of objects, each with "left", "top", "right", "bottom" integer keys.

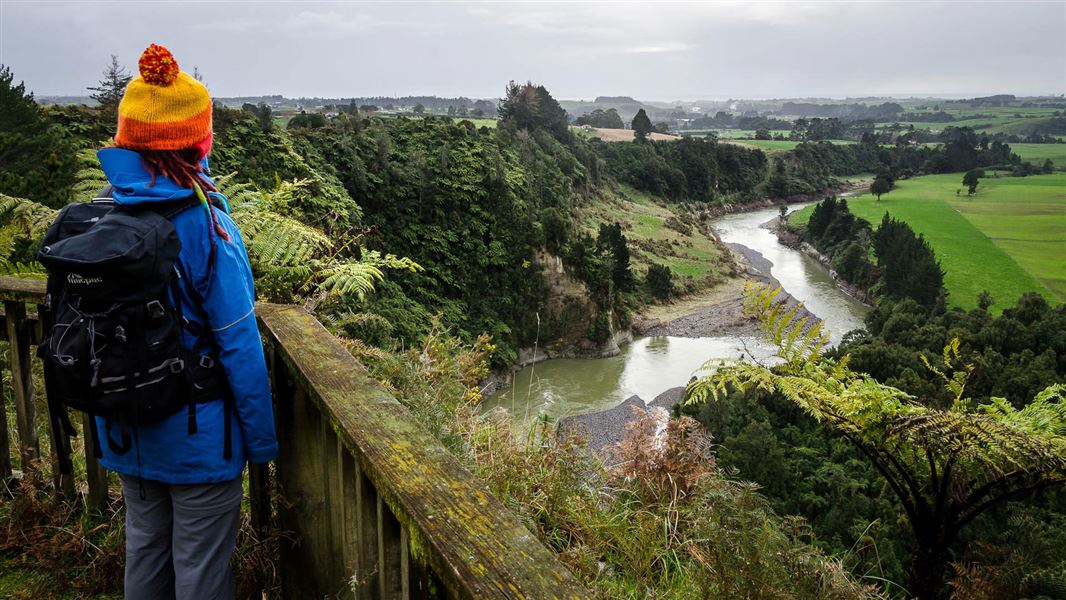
[{"left": 94, "top": 148, "right": 278, "bottom": 484}]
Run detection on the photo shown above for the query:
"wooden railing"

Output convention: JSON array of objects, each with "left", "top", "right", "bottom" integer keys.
[{"left": 0, "top": 276, "right": 589, "bottom": 599}]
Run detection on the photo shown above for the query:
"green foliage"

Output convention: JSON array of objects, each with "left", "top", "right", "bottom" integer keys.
[
  {"left": 216, "top": 174, "right": 420, "bottom": 306},
  {"left": 645, "top": 263, "right": 674, "bottom": 300},
  {"left": 290, "top": 114, "right": 603, "bottom": 364},
  {"left": 774, "top": 130, "right": 1016, "bottom": 196},
  {"left": 574, "top": 108, "right": 624, "bottom": 129},
  {"left": 963, "top": 168, "right": 983, "bottom": 195},
  {"left": 465, "top": 406, "right": 879, "bottom": 599},
  {"left": 595, "top": 136, "right": 767, "bottom": 202},
  {"left": 0, "top": 66, "right": 79, "bottom": 207},
  {"left": 873, "top": 213, "right": 945, "bottom": 308},
  {"left": 790, "top": 172, "right": 1065, "bottom": 308},
  {"left": 799, "top": 197, "right": 944, "bottom": 308},
  {"left": 498, "top": 80, "right": 570, "bottom": 143},
  {"left": 287, "top": 111, "right": 326, "bottom": 129},
  {"left": 843, "top": 292, "right": 1066, "bottom": 409},
  {"left": 870, "top": 176, "right": 892, "bottom": 200},
  {"left": 688, "top": 284, "right": 1066, "bottom": 600},
  {"left": 211, "top": 106, "right": 359, "bottom": 232},
  {"left": 631, "top": 109, "right": 653, "bottom": 141},
  {"left": 0, "top": 193, "right": 57, "bottom": 276},
  {"left": 85, "top": 55, "right": 131, "bottom": 123}
]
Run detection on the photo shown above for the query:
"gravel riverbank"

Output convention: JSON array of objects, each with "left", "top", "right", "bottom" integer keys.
[{"left": 637, "top": 239, "right": 821, "bottom": 339}]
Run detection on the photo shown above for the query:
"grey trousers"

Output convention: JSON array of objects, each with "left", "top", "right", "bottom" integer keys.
[{"left": 120, "top": 475, "right": 243, "bottom": 600}]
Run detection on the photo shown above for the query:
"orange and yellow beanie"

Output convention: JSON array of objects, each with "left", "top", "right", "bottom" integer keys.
[{"left": 115, "top": 44, "right": 212, "bottom": 153}]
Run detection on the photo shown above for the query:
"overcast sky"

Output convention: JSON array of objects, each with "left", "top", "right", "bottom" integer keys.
[{"left": 2, "top": 1, "right": 1064, "bottom": 101}]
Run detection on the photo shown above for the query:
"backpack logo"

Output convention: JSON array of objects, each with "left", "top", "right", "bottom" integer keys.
[{"left": 67, "top": 273, "right": 103, "bottom": 286}]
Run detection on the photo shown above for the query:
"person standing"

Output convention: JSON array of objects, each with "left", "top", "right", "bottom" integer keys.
[{"left": 95, "top": 43, "right": 277, "bottom": 600}]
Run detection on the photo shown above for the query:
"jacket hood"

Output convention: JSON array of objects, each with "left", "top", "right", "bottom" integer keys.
[{"left": 97, "top": 148, "right": 215, "bottom": 205}]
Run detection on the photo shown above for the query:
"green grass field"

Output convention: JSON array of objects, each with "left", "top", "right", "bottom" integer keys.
[
  {"left": 1008, "top": 143, "right": 1066, "bottom": 167},
  {"left": 790, "top": 172, "right": 1066, "bottom": 309},
  {"left": 718, "top": 138, "right": 855, "bottom": 154}
]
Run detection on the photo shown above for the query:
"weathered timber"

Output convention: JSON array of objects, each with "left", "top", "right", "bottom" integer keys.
[
  {"left": 0, "top": 279, "right": 109, "bottom": 505},
  {"left": 5, "top": 301, "right": 40, "bottom": 473},
  {"left": 0, "top": 364, "right": 10, "bottom": 480},
  {"left": 255, "top": 303, "right": 588, "bottom": 599},
  {"left": 354, "top": 459, "right": 380, "bottom": 599},
  {"left": 0, "top": 275, "right": 589, "bottom": 598},
  {"left": 0, "top": 276, "right": 45, "bottom": 304}
]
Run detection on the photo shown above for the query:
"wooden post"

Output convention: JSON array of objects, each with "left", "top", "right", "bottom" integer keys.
[
  {"left": 0, "top": 364, "right": 11, "bottom": 482},
  {"left": 329, "top": 433, "right": 354, "bottom": 599},
  {"left": 5, "top": 301, "right": 39, "bottom": 474},
  {"left": 354, "top": 460, "right": 379, "bottom": 600},
  {"left": 83, "top": 413, "right": 110, "bottom": 512},
  {"left": 339, "top": 450, "right": 360, "bottom": 599},
  {"left": 377, "top": 495, "right": 403, "bottom": 599},
  {"left": 248, "top": 463, "right": 271, "bottom": 536}
]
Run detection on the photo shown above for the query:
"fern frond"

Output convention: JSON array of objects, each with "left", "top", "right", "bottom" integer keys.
[
  {"left": 315, "top": 261, "right": 385, "bottom": 300},
  {"left": 0, "top": 194, "right": 58, "bottom": 238}
]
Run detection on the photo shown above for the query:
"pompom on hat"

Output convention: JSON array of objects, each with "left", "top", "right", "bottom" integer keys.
[{"left": 115, "top": 44, "right": 213, "bottom": 153}]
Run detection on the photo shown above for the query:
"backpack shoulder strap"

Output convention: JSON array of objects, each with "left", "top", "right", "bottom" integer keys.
[{"left": 92, "top": 185, "right": 114, "bottom": 202}]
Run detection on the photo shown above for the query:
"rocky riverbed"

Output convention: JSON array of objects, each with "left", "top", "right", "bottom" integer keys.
[{"left": 635, "top": 240, "right": 820, "bottom": 340}]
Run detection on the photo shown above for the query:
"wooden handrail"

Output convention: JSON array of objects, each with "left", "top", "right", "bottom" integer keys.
[{"left": 0, "top": 276, "right": 589, "bottom": 598}]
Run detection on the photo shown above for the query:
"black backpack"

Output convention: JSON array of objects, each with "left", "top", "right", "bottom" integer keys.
[{"left": 37, "top": 186, "right": 232, "bottom": 474}]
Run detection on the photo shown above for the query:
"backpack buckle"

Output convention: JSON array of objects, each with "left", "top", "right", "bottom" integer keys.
[
  {"left": 199, "top": 355, "right": 215, "bottom": 369},
  {"left": 146, "top": 300, "right": 165, "bottom": 318},
  {"left": 170, "top": 359, "right": 185, "bottom": 374}
]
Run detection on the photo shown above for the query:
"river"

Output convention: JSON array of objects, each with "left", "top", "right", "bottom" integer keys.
[{"left": 483, "top": 204, "right": 870, "bottom": 421}]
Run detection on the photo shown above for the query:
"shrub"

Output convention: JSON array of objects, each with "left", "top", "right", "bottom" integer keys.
[{"left": 645, "top": 264, "right": 674, "bottom": 301}]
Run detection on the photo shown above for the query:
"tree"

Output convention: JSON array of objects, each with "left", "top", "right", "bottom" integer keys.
[
  {"left": 597, "top": 222, "right": 634, "bottom": 293},
  {"left": 498, "top": 80, "right": 570, "bottom": 142},
  {"left": 574, "top": 108, "right": 624, "bottom": 129},
  {"left": 413, "top": 103, "right": 425, "bottom": 114},
  {"left": 688, "top": 285, "right": 1066, "bottom": 600},
  {"left": 631, "top": 108, "right": 653, "bottom": 141},
  {"left": 1042, "top": 158, "right": 1055, "bottom": 174},
  {"left": 0, "top": 65, "right": 76, "bottom": 207},
  {"left": 870, "top": 176, "right": 892, "bottom": 201},
  {"left": 87, "top": 55, "right": 132, "bottom": 122},
  {"left": 977, "top": 289, "right": 994, "bottom": 311},
  {"left": 755, "top": 128, "right": 772, "bottom": 140},
  {"left": 962, "top": 168, "right": 983, "bottom": 196},
  {"left": 645, "top": 264, "right": 673, "bottom": 300}
]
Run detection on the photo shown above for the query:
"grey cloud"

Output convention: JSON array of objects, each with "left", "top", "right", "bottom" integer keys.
[{"left": 1, "top": 1, "right": 1062, "bottom": 100}]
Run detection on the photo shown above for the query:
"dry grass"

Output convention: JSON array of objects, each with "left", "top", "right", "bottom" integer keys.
[{"left": 578, "top": 127, "right": 681, "bottom": 143}]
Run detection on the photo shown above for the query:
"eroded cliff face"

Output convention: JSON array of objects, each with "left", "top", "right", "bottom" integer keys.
[{"left": 518, "top": 249, "right": 630, "bottom": 366}]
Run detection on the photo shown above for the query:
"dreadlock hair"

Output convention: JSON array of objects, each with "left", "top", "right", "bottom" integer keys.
[{"left": 139, "top": 148, "right": 231, "bottom": 242}]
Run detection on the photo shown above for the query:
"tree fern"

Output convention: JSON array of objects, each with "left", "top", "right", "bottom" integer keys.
[
  {"left": 214, "top": 174, "right": 421, "bottom": 306},
  {"left": 0, "top": 195, "right": 58, "bottom": 275},
  {"left": 687, "top": 283, "right": 1066, "bottom": 600},
  {"left": 70, "top": 147, "right": 111, "bottom": 199}
]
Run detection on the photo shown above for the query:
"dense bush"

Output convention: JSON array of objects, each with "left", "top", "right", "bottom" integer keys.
[
  {"left": 773, "top": 128, "right": 1020, "bottom": 197},
  {"left": 798, "top": 197, "right": 944, "bottom": 308},
  {"left": 595, "top": 136, "right": 767, "bottom": 203},
  {"left": 840, "top": 292, "right": 1066, "bottom": 408},
  {"left": 645, "top": 263, "right": 674, "bottom": 300}
]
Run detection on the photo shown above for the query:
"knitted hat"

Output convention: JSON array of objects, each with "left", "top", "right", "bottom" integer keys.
[{"left": 115, "top": 44, "right": 212, "bottom": 152}]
